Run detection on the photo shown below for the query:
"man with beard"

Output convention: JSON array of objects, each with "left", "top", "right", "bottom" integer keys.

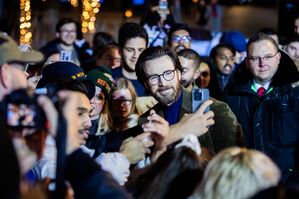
[
  {"left": 177, "top": 48, "right": 201, "bottom": 92},
  {"left": 111, "top": 22, "right": 148, "bottom": 96},
  {"left": 136, "top": 46, "right": 242, "bottom": 154},
  {"left": 40, "top": 18, "right": 90, "bottom": 67},
  {"left": 209, "top": 43, "right": 236, "bottom": 97},
  {"left": 168, "top": 23, "right": 192, "bottom": 53}
]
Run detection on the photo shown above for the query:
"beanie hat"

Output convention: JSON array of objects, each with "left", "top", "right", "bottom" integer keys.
[
  {"left": 220, "top": 31, "right": 247, "bottom": 52},
  {"left": 86, "top": 65, "right": 115, "bottom": 99}
]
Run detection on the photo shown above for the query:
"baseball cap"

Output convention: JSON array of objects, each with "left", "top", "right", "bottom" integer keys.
[
  {"left": 87, "top": 65, "right": 115, "bottom": 99},
  {"left": 37, "top": 61, "right": 95, "bottom": 99},
  {"left": 0, "top": 32, "right": 43, "bottom": 66}
]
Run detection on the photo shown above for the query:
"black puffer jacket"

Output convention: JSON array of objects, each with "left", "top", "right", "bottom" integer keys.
[{"left": 223, "top": 50, "right": 299, "bottom": 183}]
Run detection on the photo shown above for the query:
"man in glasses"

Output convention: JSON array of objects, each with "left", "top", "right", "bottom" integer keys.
[
  {"left": 223, "top": 33, "right": 299, "bottom": 183},
  {"left": 168, "top": 23, "right": 192, "bottom": 53},
  {"left": 0, "top": 32, "right": 43, "bottom": 101},
  {"left": 40, "top": 18, "right": 90, "bottom": 67},
  {"left": 136, "top": 46, "right": 242, "bottom": 155}
]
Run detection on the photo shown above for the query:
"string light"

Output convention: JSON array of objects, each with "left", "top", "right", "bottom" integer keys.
[
  {"left": 19, "top": 0, "right": 32, "bottom": 44},
  {"left": 81, "top": 0, "right": 100, "bottom": 33},
  {"left": 69, "top": 0, "right": 79, "bottom": 7}
]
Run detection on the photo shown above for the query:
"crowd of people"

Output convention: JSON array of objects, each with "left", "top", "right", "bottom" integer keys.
[{"left": 1, "top": 1, "right": 299, "bottom": 198}]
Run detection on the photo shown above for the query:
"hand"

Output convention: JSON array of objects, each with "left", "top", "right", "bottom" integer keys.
[
  {"left": 142, "top": 110, "right": 169, "bottom": 150},
  {"left": 120, "top": 132, "right": 154, "bottom": 164},
  {"left": 168, "top": 100, "right": 215, "bottom": 145}
]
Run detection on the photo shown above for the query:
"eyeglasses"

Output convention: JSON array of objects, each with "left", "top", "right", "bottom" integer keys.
[
  {"left": 199, "top": 71, "right": 209, "bottom": 78},
  {"left": 171, "top": 35, "right": 192, "bottom": 43},
  {"left": 147, "top": 68, "right": 176, "bottom": 86},
  {"left": 111, "top": 99, "right": 132, "bottom": 106},
  {"left": 247, "top": 52, "right": 278, "bottom": 64}
]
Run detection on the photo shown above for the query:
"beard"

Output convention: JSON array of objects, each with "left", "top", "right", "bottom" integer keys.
[
  {"left": 174, "top": 45, "right": 186, "bottom": 53},
  {"left": 151, "top": 81, "right": 181, "bottom": 106}
]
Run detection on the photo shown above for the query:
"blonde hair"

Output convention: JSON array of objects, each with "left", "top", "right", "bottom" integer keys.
[
  {"left": 107, "top": 78, "right": 140, "bottom": 131},
  {"left": 194, "top": 147, "right": 280, "bottom": 199}
]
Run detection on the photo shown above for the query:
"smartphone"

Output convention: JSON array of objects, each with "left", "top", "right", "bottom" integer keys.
[
  {"left": 159, "top": 0, "right": 168, "bottom": 10},
  {"left": 60, "top": 51, "right": 72, "bottom": 62},
  {"left": 192, "top": 88, "right": 210, "bottom": 113},
  {"left": 7, "top": 103, "right": 37, "bottom": 128}
]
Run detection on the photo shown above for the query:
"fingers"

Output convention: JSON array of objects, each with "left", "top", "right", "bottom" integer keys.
[
  {"left": 195, "top": 100, "right": 213, "bottom": 116},
  {"left": 135, "top": 132, "right": 151, "bottom": 141}
]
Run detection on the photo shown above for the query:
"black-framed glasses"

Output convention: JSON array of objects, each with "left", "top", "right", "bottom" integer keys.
[
  {"left": 147, "top": 68, "right": 177, "bottom": 86},
  {"left": 171, "top": 35, "right": 192, "bottom": 43},
  {"left": 247, "top": 52, "right": 279, "bottom": 64},
  {"left": 111, "top": 99, "right": 132, "bottom": 106}
]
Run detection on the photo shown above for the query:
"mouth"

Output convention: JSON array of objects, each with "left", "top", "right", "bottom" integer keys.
[{"left": 158, "top": 87, "right": 173, "bottom": 96}]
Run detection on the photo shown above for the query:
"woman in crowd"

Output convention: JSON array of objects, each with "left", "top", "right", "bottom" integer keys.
[{"left": 107, "top": 78, "right": 141, "bottom": 132}]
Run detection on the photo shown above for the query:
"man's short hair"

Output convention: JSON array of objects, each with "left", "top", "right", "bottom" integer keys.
[
  {"left": 55, "top": 17, "right": 77, "bottom": 33},
  {"left": 177, "top": 48, "right": 201, "bottom": 70},
  {"left": 167, "top": 23, "right": 191, "bottom": 46},
  {"left": 135, "top": 46, "right": 182, "bottom": 86},
  {"left": 210, "top": 43, "right": 236, "bottom": 61},
  {"left": 286, "top": 35, "right": 299, "bottom": 44},
  {"left": 247, "top": 32, "right": 278, "bottom": 53},
  {"left": 118, "top": 22, "right": 148, "bottom": 49}
]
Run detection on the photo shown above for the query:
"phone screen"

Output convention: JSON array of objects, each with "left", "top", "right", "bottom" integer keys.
[{"left": 7, "top": 103, "right": 37, "bottom": 128}]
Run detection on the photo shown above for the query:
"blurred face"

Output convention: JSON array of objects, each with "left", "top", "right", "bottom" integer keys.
[
  {"left": 170, "top": 30, "right": 191, "bottom": 52},
  {"left": 179, "top": 56, "right": 197, "bottom": 87},
  {"left": 89, "top": 87, "right": 105, "bottom": 120},
  {"left": 285, "top": 41, "right": 299, "bottom": 59},
  {"left": 122, "top": 37, "right": 146, "bottom": 71},
  {"left": 7, "top": 63, "right": 28, "bottom": 90},
  {"left": 197, "top": 62, "right": 211, "bottom": 88},
  {"left": 246, "top": 40, "right": 281, "bottom": 85},
  {"left": 57, "top": 23, "right": 77, "bottom": 46},
  {"left": 295, "top": 18, "right": 299, "bottom": 35},
  {"left": 44, "top": 53, "right": 60, "bottom": 66},
  {"left": 111, "top": 88, "right": 133, "bottom": 119},
  {"left": 215, "top": 47, "right": 235, "bottom": 75},
  {"left": 144, "top": 55, "right": 181, "bottom": 106},
  {"left": 97, "top": 47, "right": 121, "bottom": 69},
  {"left": 77, "top": 92, "right": 92, "bottom": 145}
]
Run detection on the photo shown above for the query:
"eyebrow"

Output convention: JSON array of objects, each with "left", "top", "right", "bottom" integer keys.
[{"left": 77, "top": 107, "right": 91, "bottom": 113}]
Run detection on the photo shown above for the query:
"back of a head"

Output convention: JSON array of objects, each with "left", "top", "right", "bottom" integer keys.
[
  {"left": 135, "top": 146, "right": 203, "bottom": 199},
  {"left": 177, "top": 48, "right": 201, "bottom": 70},
  {"left": 197, "top": 147, "right": 280, "bottom": 199},
  {"left": 92, "top": 32, "right": 116, "bottom": 53},
  {"left": 118, "top": 22, "right": 148, "bottom": 49},
  {"left": 220, "top": 31, "right": 247, "bottom": 53}
]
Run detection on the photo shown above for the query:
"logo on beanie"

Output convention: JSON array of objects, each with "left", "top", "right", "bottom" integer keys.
[
  {"left": 97, "top": 78, "right": 111, "bottom": 92},
  {"left": 71, "top": 72, "right": 85, "bottom": 80}
]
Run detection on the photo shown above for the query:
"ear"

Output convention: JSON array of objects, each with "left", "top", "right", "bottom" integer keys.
[
  {"left": 56, "top": 32, "right": 60, "bottom": 38},
  {"left": 0, "top": 63, "right": 10, "bottom": 89},
  {"left": 193, "top": 68, "right": 200, "bottom": 80}
]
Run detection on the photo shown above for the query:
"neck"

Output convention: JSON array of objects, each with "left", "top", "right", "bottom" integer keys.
[
  {"left": 122, "top": 68, "right": 137, "bottom": 80},
  {"left": 184, "top": 83, "right": 193, "bottom": 92},
  {"left": 59, "top": 43, "right": 74, "bottom": 51}
]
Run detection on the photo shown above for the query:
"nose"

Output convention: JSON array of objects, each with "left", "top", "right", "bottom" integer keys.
[{"left": 295, "top": 50, "right": 299, "bottom": 59}]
